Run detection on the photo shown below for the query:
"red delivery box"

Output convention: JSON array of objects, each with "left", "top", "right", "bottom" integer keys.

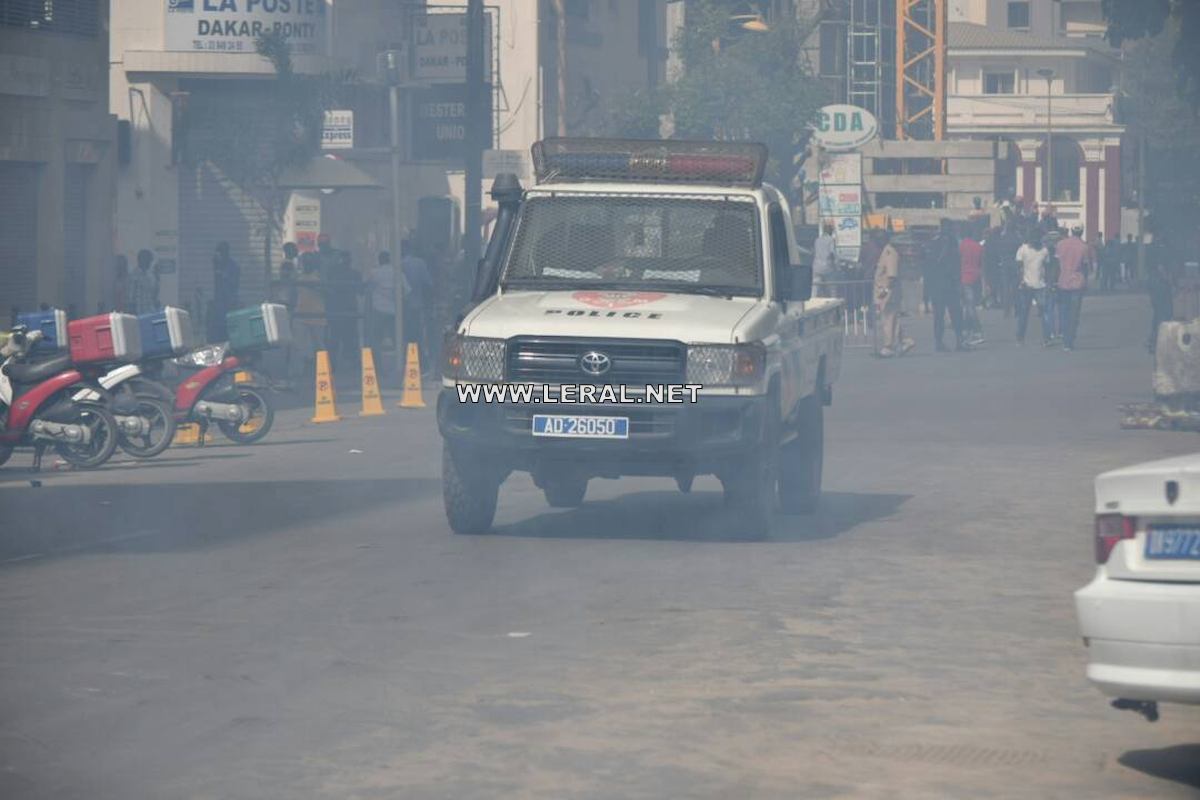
[{"left": 68, "top": 312, "right": 142, "bottom": 364}]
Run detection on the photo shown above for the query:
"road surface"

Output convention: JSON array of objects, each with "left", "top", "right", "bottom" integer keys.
[{"left": 2, "top": 293, "right": 1198, "bottom": 799}]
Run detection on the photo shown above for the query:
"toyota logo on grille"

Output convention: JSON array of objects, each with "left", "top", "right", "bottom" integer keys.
[{"left": 579, "top": 351, "right": 612, "bottom": 376}]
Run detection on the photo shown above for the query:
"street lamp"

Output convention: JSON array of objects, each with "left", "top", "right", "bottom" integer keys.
[{"left": 1036, "top": 68, "right": 1055, "bottom": 205}]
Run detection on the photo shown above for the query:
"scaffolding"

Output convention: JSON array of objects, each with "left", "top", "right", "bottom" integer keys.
[
  {"left": 847, "top": 0, "right": 896, "bottom": 138},
  {"left": 896, "top": 0, "right": 946, "bottom": 140}
]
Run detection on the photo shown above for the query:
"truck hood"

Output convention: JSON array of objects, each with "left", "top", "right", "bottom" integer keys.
[{"left": 461, "top": 290, "right": 763, "bottom": 344}]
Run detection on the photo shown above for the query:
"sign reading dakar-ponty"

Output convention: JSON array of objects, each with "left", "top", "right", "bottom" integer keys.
[{"left": 165, "top": 0, "right": 326, "bottom": 55}]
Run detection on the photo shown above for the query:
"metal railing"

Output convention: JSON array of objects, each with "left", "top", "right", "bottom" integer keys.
[{"left": 816, "top": 278, "right": 876, "bottom": 349}]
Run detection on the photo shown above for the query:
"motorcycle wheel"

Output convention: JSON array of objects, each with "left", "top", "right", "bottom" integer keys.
[
  {"left": 217, "top": 386, "right": 274, "bottom": 444},
  {"left": 55, "top": 404, "right": 119, "bottom": 469},
  {"left": 118, "top": 395, "right": 177, "bottom": 459}
]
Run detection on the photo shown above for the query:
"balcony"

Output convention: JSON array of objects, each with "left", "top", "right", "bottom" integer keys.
[{"left": 947, "top": 93, "right": 1118, "bottom": 134}]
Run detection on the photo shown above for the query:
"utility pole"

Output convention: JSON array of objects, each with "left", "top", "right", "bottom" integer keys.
[
  {"left": 464, "top": 0, "right": 485, "bottom": 299},
  {"left": 1137, "top": 59, "right": 1147, "bottom": 282},
  {"left": 388, "top": 77, "right": 408, "bottom": 371},
  {"left": 1037, "top": 68, "right": 1054, "bottom": 207}
]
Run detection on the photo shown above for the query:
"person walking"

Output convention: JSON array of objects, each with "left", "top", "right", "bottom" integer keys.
[
  {"left": 1014, "top": 231, "right": 1054, "bottom": 347},
  {"left": 295, "top": 251, "right": 327, "bottom": 375},
  {"left": 1055, "top": 226, "right": 1092, "bottom": 352},
  {"left": 399, "top": 240, "right": 433, "bottom": 372},
  {"left": 959, "top": 223, "right": 985, "bottom": 346},
  {"left": 1147, "top": 262, "right": 1174, "bottom": 354},
  {"left": 112, "top": 255, "right": 129, "bottom": 312},
  {"left": 128, "top": 249, "right": 159, "bottom": 315},
  {"left": 367, "top": 251, "right": 397, "bottom": 353},
  {"left": 872, "top": 229, "right": 914, "bottom": 357},
  {"left": 926, "top": 219, "right": 967, "bottom": 352},
  {"left": 812, "top": 221, "right": 837, "bottom": 297},
  {"left": 1096, "top": 233, "right": 1118, "bottom": 292},
  {"left": 325, "top": 250, "right": 361, "bottom": 379},
  {"left": 207, "top": 241, "right": 240, "bottom": 343},
  {"left": 1122, "top": 233, "right": 1137, "bottom": 286},
  {"left": 273, "top": 243, "right": 300, "bottom": 380}
]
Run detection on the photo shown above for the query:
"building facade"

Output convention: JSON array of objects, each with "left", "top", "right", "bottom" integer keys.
[
  {"left": 1, "top": 0, "right": 116, "bottom": 315},
  {"left": 110, "top": 0, "right": 666, "bottom": 325},
  {"left": 947, "top": 0, "right": 1124, "bottom": 238}
]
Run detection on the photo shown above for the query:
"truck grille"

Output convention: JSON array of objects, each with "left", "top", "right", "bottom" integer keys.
[{"left": 506, "top": 337, "right": 685, "bottom": 385}]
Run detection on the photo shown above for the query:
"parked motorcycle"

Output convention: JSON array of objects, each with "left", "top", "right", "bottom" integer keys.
[
  {"left": 0, "top": 328, "right": 119, "bottom": 470},
  {"left": 73, "top": 362, "right": 177, "bottom": 459},
  {"left": 148, "top": 343, "right": 274, "bottom": 445}
]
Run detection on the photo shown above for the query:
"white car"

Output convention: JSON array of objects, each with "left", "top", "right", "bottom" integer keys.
[{"left": 1075, "top": 453, "right": 1200, "bottom": 720}]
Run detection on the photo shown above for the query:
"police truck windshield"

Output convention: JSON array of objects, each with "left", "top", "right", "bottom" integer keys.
[{"left": 500, "top": 195, "right": 763, "bottom": 297}]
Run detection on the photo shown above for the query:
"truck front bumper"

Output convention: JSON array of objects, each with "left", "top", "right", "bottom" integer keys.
[{"left": 437, "top": 388, "right": 768, "bottom": 479}]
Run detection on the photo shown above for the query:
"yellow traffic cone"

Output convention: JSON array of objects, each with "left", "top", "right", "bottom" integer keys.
[
  {"left": 310, "top": 349, "right": 341, "bottom": 423},
  {"left": 172, "top": 422, "right": 200, "bottom": 446},
  {"left": 359, "top": 347, "right": 386, "bottom": 416},
  {"left": 398, "top": 342, "right": 427, "bottom": 408}
]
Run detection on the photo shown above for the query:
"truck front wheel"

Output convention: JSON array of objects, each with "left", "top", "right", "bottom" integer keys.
[
  {"left": 442, "top": 443, "right": 499, "bottom": 534},
  {"left": 722, "top": 402, "right": 779, "bottom": 539},
  {"left": 779, "top": 394, "right": 823, "bottom": 514}
]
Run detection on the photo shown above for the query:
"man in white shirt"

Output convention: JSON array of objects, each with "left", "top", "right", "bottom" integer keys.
[
  {"left": 812, "top": 221, "right": 837, "bottom": 296},
  {"left": 1014, "top": 233, "right": 1054, "bottom": 346}
]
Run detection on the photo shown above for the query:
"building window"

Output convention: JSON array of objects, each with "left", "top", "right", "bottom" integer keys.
[
  {"left": 1007, "top": 1, "right": 1031, "bottom": 30},
  {"left": 0, "top": 0, "right": 99, "bottom": 37},
  {"left": 983, "top": 70, "right": 1016, "bottom": 95}
]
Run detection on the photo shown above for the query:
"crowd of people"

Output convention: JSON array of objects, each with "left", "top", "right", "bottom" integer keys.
[{"left": 853, "top": 202, "right": 1175, "bottom": 358}]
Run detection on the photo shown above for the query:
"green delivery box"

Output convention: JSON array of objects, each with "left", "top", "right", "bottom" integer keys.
[{"left": 226, "top": 303, "right": 291, "bottom": 352}]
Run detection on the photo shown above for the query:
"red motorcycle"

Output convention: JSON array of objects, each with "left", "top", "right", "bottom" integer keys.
[
  {"left": 139, "top": 343, "right": 274, "bottom": 446},
  {"left": 0, "top": 328, "right": 120, "bottom": 470}
]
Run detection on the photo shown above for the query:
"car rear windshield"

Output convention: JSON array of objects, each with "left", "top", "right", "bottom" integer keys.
[{"left": 500, "top": 194, "right": 762, "bottom": 296}]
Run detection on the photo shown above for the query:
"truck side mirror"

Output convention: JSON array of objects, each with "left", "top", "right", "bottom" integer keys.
[{"left": 791, "top": 264, "right": 813, "bottom": 302}]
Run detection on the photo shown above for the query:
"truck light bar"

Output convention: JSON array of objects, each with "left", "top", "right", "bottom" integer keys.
[{"left": 532, "top": 138, "right": 767, "bottom": 187}]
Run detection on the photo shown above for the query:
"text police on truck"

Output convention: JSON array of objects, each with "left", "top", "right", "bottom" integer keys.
[{"left": 438, "top": 138, "right": 844, "bottom": 537}]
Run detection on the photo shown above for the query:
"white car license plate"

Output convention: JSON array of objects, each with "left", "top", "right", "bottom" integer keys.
[
  {"left": 1145, "top": 527, "right": 1200, "bottom": 560},
  {"left": 531, "top": 414, "right": 629, "bottom": 439}
]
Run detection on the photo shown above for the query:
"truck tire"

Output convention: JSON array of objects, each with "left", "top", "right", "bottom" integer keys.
[
  {"left": 442, "top": 443, "right": 499, "bottom": 534},
  {"left": 779, "top": 394, "right": 823, "bottom": 514},
  {"left": 544, "top": 476, "right": 587, "bottom": 508},
  {"left": 722, "top": 402, "right": 779, "bottom": 539}
]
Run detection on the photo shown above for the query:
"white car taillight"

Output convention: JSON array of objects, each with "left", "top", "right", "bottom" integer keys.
[{"left": 1094, "top": 514, "right": 1136, "bottom": 564}]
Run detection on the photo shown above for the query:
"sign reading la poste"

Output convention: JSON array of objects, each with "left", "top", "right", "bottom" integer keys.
[
  {"left": 165, "top": 0, "right": 326, "bottom": 55},
  {"left": 810, "top": 104, "right": 879, "bottom": 152}
]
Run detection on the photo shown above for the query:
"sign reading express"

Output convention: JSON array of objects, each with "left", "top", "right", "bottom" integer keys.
[
  {"left": 165, "top": 0, "right": 326, "bottom": 55},
  {"left": 810, "top": 104, "right": 878, "bottom": 152},
  {"left": 412, "top": 83, "right": 493, "bottom": 162}
]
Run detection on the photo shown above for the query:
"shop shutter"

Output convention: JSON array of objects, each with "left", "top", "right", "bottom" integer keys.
[
  {"left": 0, "top": 162, "right": 40, "bottom": 314},
  {"left": 64, "top": 164, "right": 89, "bottom": 314}
]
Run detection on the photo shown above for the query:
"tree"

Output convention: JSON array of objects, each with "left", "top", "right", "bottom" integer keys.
[
  {"left": 1105, "top": 10, "right": 1200, "bottom": 250},
  {"left": 1104, "top": 0, "right": 1200, "bottom": 104},
  {"left": 606, "top": 0, "right": 826, "bottom": 199}
]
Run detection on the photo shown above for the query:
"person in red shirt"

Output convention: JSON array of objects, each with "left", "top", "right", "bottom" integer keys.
[{"left": 959, "top": 223, "right": 985, "bottom": 345}]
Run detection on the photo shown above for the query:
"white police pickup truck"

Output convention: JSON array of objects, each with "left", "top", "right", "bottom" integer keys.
[{"left": 438, "top": 139, "right": 844, "bottom": 537}]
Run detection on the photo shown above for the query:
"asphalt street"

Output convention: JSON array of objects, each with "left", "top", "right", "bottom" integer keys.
[{"left": 2, "top": 292, "right": 1198, "bottom": 799}]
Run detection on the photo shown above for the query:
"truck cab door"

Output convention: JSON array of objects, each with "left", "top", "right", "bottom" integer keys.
[{"left": 768, "top": 202, "right": 806, "bottom": 420}]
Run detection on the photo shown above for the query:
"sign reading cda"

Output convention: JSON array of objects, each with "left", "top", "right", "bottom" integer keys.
[
  {"left": 165, "top": 0, "right": 326, "bottom": 55},
  {"left": 810, "top": 104, "right": 878, "bottom": 152}
]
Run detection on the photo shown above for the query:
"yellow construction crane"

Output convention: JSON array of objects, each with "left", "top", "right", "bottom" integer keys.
[{"left": 896, "top": 0, "right": 946, "bottom": 140}]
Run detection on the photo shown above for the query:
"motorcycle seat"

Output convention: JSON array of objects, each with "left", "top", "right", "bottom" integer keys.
[{"left": 3, "top": 353, "right": 74, "bottom": 386}]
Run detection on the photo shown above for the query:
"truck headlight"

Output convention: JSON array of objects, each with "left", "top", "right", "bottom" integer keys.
[
  {"left": 444, "top": 334, "right": 506, "bottom": 381},
  {"left": 686, "top": 343, "right": 765, "bottom": 387}
]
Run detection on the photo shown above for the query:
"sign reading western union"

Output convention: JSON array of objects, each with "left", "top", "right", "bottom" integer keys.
[{"left": 165, "top": 0, "right": 326, "bottom": 55}]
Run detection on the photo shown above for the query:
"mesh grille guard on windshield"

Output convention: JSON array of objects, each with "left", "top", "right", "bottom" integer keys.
[{"left": 532, "top": 138, "right": 767, "bottom": 188}]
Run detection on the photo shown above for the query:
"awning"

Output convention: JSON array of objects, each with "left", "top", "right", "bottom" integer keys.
[{"left": 276, "top": 157, "right": 382, "bottom": 191}]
